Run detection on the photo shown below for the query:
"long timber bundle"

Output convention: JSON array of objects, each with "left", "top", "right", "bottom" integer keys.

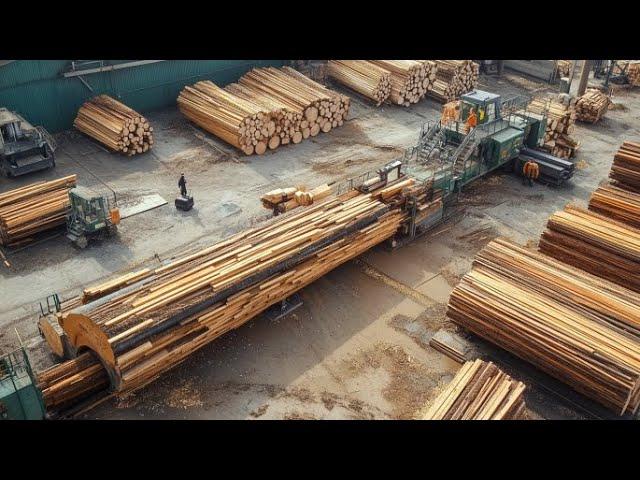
[
  {"left": 421, "top": 359, "right": 527, "bottom": 420},
  {"left": 369, "top": 60, "right": 437, "bottom": 106},
  {"left": 539, "top": 205, "right": 640, "bottom": 293},
  {"left": 327, "top": 60, "right": 392, "bottom": 106},
  {"left": 0, "top": 175, "right": 77, "bottom": 247},
  {"left": 37, "top": 178, "right": 438, "bottom": 415},
  {"left": 527, "top": 97, "right": 578, "bottom": 159},
  {"left": 448, "top": 238, "right": 640, "bottom": 415},
  {"left": 610, "top": 141, "right": 640, "bottom": 192},
  {"left": 74, "top": 95, "right": 153, "bottom": 156},
  {"left": 178, "top": 67, "right": 350, "bottom": 155},
  {"left": 426, "top": 60, "right": 479, "bottom": 103},
  {"left": 576, "top": 89, "right": 610, "bottom": 123},
  {"left": 589, "top": 184, "right": 640, "bottom": 229}
]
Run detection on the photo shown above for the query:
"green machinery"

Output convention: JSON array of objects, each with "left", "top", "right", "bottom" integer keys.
[
  {"left": 0, "top": 348, "right": 46, "bottom": 420},
  {"left": 66, "top": 186, "right": 121, "bottom": 249}
]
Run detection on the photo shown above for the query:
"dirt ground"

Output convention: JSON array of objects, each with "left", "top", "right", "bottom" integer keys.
[{"left": 1, "top": 71, "right": 639, "bottom": 420}]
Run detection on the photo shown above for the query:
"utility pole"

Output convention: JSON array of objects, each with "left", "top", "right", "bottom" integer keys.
[{"left": 576, "top": 60, "right": 594, "bottom": 97}]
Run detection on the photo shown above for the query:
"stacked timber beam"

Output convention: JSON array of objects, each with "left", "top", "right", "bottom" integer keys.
[
  {"left": 177, "top": 67, "right": 350, "bottom": 155},
  {"left": 539, "top": 205, "right": 640, "bottom": 294},
  {"left": 576, "top": 88, "right": 610, "bottom": 123},
  {"left": 448, "top": 238, "right": 640, "bottom": 415},
  {"left": 527, "top": 96, "right": 578, "bottom": 159},
  {"left": 426, "top": 60, "right": 480, "bottom": 103},
  {"left": 609, "top": 141, "right": 640, "bottom": 192},
  {"left": 261, "top": 184, "right": 333, "bottom": 213},
  {"left": 0, "top": 175, "right": 77, "bottom": 247},
  {"left": 589, "top": 184, "right": 640, "bottom": 229},
  {"left": 74, "top": 95, "right": 153, "bottom": 156},
  {"left": 367, "top": 61, "right": 437, "bottom": 106},
  {"left": 327, "top": 61, "right": 392, "bottom": 106},
  {"left": 37, "top": 177, "right": 440, "bottom": 416},
  {"left": 420, "top": 359, "right": 527, "bottom": 420}
]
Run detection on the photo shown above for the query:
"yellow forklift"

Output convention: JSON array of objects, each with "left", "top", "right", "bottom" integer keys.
[{"left": 66, "top": 187, "right": 121, "bottom": 249}]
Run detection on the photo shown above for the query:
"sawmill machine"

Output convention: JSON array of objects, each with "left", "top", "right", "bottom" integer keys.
[
  {"left": 66, "top": 187, "right": 121, "bottom": 249},
  {"left": 0, "top": 108, "right": 57, "bottom": 178},
  {"left": 417, "top": 89, "right": 575, "bottom": 191}
]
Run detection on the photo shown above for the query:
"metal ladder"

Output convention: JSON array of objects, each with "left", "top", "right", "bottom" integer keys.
[
  {"left": 417, "top": 121, "right": 443, "bottom": 163},
  {"left": 451, "top": 129, "right": 479, "bottom": 177}
]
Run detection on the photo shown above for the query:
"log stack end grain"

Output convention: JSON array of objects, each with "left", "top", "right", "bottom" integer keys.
[
  {"left": 527, "top": 96, "right": 578, "bottom": 159},
  {"left": 576, "top": 89, "right": 610, "bottom": 123},
  {"left": 74, "top": 95, "right": 153, "bottom": 156},
  {"left": 610, "top": 141, "right": 640, "bottom": 193},
  {"left": 426, "top": 60, "right": 479, "bottom": 104}
]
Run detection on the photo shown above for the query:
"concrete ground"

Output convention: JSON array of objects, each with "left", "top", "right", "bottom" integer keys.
[{"left": 1, "top": 71, "right": 639, "bottom": 420}]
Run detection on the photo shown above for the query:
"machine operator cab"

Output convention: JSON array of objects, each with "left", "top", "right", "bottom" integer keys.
[
  {"left": 459, "top": 90, "right": 501, "bottom": 126},
  {"left": 66, "top": 186, "right": 120, "bottom": 249}
]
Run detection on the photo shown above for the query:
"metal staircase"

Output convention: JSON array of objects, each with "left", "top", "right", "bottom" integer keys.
[
  {"left": 451, "top": 129, "right": 479, "bottom": 177},
  {"left": 417, "top": 121, "right": 443, "bottom": 164}
]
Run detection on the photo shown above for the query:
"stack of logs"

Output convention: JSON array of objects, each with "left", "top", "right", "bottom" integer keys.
[
  {"left": 177, "top": 66, "right": 350, "bottom": 155},
  {"left": 576, "top": 88, "right": 610, "bottom": 123},
  {"left": 448, "top": 237, "right": 640, "bottom": 415},
  {"left": 609, "top": 141, "right": 640, "bottom": 192},
  {"left": 369, "top": 61, "right": 438, "bottom": 106},
  {"left": 539, "top": 204, "right": 640, "bottom": 294},
  {"left": 327, "top": 61, "right": 392, "bottom": 106},
  {"left": 74, "top": 95, "right": 153, "bottom": 156},
  {"left": 0, "top": 175, "right": 77, "bottom": 247},
  {"left": 421, "top": 359, "right": 527, "bottom": 420},
  {"left": 527, "top": 96, "right": 579, "bottom": 158},
  {"left": 427, "top": 60, "right": 480, "bottom": 103},
  {"left": 261, "top": 184, "right": 333, "bottom": 213},
  {"left": 589, "top": 184, "right": 640, "bottom": 229},
  {"left": 36, "top": 176, "right": 442, "bottom": 415}
]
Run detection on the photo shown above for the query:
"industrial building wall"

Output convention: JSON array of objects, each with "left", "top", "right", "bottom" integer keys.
[{"left": 0, "top": 60, "right": 285, "bottom": 133}]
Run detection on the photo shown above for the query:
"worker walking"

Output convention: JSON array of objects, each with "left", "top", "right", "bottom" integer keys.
[
  {"left": 522, "top": 160, "right": 540, "bottom": 187},
  {"left": 178, "top": 173, "right": 188, "bottom": 197},
  {"left": 466, "top": 108, "right": 478, "bottom": 133}
]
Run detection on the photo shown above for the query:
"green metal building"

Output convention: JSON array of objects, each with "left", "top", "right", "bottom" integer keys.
[{"left": 0, "top": 60, "right": 285, "bottom": 133}]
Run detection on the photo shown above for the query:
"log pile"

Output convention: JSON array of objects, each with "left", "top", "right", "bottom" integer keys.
[
  {"left": 74, "top": 95, "right": 153, "bottom": 156},
  {"left": 178, "top": 67, "right": 350, "bottom": 155},
  {"left": 448, "top": 238, "right": 640, "bottom": 415},
  {"left": 589, "top": 184, "right": 640, "bottom": 229},
  {"left": 0, "top": 175, "right": 77, "bottom": 247},
  {"left": 327, "top": 60, "right": 392, "bottom": 106},
  {"left": 576, "top": 88, "right": 610, "bottom": 123},
  {"left": 369, "top": 60, "right": 437, "bottom": 106},
  {"left": 37, "top": 178, "right": 440, "bottom": 415},
  {"left": 539, "top": 205, "right": 640, "bottom": 293},
  {"left": 609, "top": 141, "right": 640, "bottom": 193},
  {"left": 426, "top": 60, "right": 480, "bottom": 103},
  {"left": 527, "top": 97, "right": 578, "bottom": 158},
  {"left": 421, "top": 359, "right": 527, "bottom": 420}
]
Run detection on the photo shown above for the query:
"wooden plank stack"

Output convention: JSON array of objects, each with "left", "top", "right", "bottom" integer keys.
[
  {"left": 327, "top": 61, "right": 392, "bottom": 106},
  {"left": 37, "top": 179, "right": 441, "bottom": 415},
  {"left": 74, "top": 95, "right": 153, "bottom": 156},
  {"left": 609, "top": 141, "right": 640, "bottom": 192},
  {"left": 576, "top": 89, "right": 610, "bottom": 123},
  {"left": 448, "top": 238, "right": 640, "bottom": 415},
  {"left": 527, "top": 96, "right": 578, "bottom": 158},
  {"left": 614, "top": 61, "right": 640, "bottom": 86},
  {"left": 261, "top": 184, "right": 333, "bottom": 213},
  {"left": 539, "top": 205, "right": 640, "bottom": 293},
  {"left": 367, "top": 61, "right": 437, "bottom": 106},
  {"left": 421, "top": 359, "right": 527, "bottom": 420},
  {"left": 178, "top": 67, "right": 350, "bottom": 155},
  {"left": 589, "top": 184, "right": 640, "bottom": 229},
  {"left": 426, "top": 60, "right": 480, "bottom": 103},
  {"left": 0, "top": 175, "right": 77, "bottom": 247}
]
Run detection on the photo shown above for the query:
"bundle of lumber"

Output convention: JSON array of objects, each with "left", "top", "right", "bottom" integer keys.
[
  {"left": 448, "top": 238, "right": 640, "bottom": 415},
  {"left": 369, "top": 60, "right": 437, "bottom": 106},
  {"left": 576, "top": 88, "right": 610, "bottom": 123},
  {"left": 426, "top": 60, "right": 479, "bottom": 103},
  {"left": 0, "top": 175, "right": 77, "bottom": 247},
  {"left": 614, "top": 61, "right": 640, "bottom": 87},
  {"left": 178, "top": 67, "right": 350, "bottom": 155},
  {"left": 539, "top": 205, "right": 640, "bottom": 293},
  {"left": 74, "top": 95, "right": 153, "bottom": 156},
  {"left": 421, "top": 359, "right": 527, "bottom": 420},
  {"left": 556, "top": 60, "right": 572, "bottom": 77},
  {"left": 589, "top": 184, "right": 640, "bottom": 229},
  {"left": 609, "top": 141, "right": 640, "bottom": 192},
  {"left": 527, "top": 97, "right": 578, "bottom": 158},
  {"left": 327, "top": 60, "right": 392, "bottom": 106},
  {"left": 261, "top": 184, "right": 333, "bottom": 213},
  {"left": 38, "top": 179, "right": 439, "bottom": 415}
]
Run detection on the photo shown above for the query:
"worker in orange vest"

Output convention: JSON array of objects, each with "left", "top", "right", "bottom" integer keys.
[
  {"left": 522, "top": 160, "right": 540, "bottom": 186},
  {"left": 441, "top": 101, "right": 460, "bottom": 125},
  {"left": 466, "top": 108, "right": 478, "bottom": 132}
]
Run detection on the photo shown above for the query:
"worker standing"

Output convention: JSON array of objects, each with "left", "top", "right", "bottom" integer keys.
[
  {"left": 178, "top": 173, "right": 188, "bottom": 197},
  {"left": 522, "top": 160, "right": 539, "bottom": 187},
  {"left": 466, "top": 108, "right": 478, "bottom": 132}
]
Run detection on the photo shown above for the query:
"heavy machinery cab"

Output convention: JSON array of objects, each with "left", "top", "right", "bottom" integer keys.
[
  {"left": 0, "top": 108, "right": 56, "bottom": 177},
  {"left": 66, "top": 187, "right": 120, "bottom": 248},
  {"left": 459, "top": 90, "right": 501, "bottom": 125}
]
